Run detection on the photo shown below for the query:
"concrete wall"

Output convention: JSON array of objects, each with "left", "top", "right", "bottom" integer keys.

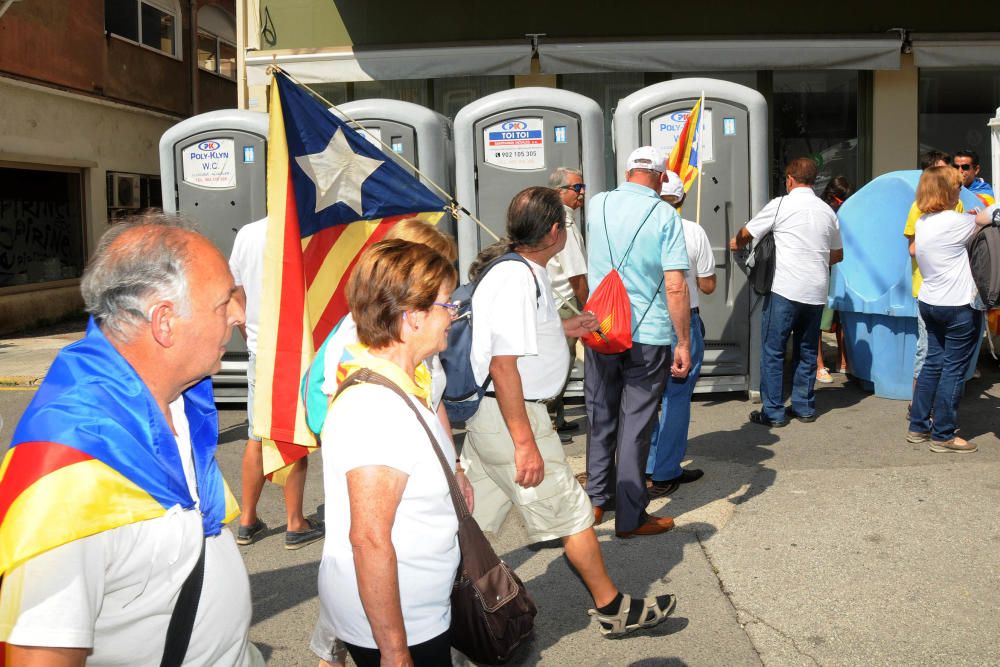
[
  {"left": 0, "top": 77, "right": 179, "bottom": 334},
  {"left": 872, "top": 54, "right": 919, "bottom": 177}
]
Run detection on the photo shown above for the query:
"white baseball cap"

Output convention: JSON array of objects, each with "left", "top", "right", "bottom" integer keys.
[
  {"left": 660, "top": 170, "right": 684, "bottom": 199},
  {"left": 626, "top": 146, "right": 665, "bottom": 173}
]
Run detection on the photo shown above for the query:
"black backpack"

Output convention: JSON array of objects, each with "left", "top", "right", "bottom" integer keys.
[
  {"left": 438, "top": 252, "right": 540, "bottom": 423},
  {"left": 968, "top": 215, "right": 1000, "bottom": 309}
]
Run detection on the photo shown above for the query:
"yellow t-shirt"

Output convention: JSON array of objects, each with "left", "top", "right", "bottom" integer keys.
[{"left": 903, "top": 200, "right": 965, "bottom": 297}]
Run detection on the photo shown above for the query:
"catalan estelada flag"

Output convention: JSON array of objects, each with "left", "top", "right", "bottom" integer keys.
[
  {"left": 0, "top": 319, "right": 239, "bottom": 581},
  {"left": 968, "top": 179, "right": 996, "bottom": 208},
  {"left": 254, "top": 70, "right": 446, "bottom": 476},
  {"left": 666, "top": 95, "right": 704, "bottom": 193}
]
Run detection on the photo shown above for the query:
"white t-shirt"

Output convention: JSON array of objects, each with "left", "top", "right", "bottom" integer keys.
[
  {"left": 229, "top": 217, "right": 267, "bottom": 353},
  {"left": 318, "top": 384, "right": 459, "bottom": 648},
  {"left": 680, "top": 219, "right": 715, "bottom": 310},
  {"left": 546, "top": 205, "right": 588, "bottom": 304},
  {"left": 320, "top": 313, "right": 446, "bottom": 409},
  {"left": 0, "top": 399, "right": 254, "bottom": 667},
  {"left": 745, "top": 187, "right": 842, "bottom": 305},
  {"left": 915, "top": 209, "right": 980, "bottom": 307},
  {"left": 471, "top": 258, "right": 570, "bottom": 401}
]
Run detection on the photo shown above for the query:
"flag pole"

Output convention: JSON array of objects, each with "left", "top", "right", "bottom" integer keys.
[{"left": 695, "top": 92, "right": 705, "bottom": 225}]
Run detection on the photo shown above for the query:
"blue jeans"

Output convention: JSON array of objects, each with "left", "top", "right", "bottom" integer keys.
[
  {"left": 760, "top": 292, "right": 824, "bottom": 422},
  {"left": 910, "top": 302, "right": 982, "bottom": 442},
  {"left": 647, "top": 312, "right": 705, "bottom": 480}
]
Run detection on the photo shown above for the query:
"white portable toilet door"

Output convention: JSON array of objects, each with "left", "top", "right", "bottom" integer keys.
[
  {"left": 349, "top": 120, "right": 419, "bottom": 178},
  {"left": 473, "top": 109, "right": 582, "bottom": 249},
  {"left": 174, "top": 129, "right": 267, "bottom": 260},
  {"left": 639, "top": 99, "right": 752, "bottom": 380}
]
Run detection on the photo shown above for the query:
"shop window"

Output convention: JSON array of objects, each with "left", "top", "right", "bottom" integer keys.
[
  {"left": 0, "top": 167, "right": 85, "bottom": 288},
  {"left": 560, "top": 72, "right": 646, "bottom": 185},
  {"left": 105, "top": 0, "right": 180, "bottom": 57},
  {"left": 919, "top": 69, "right": 1000, "bottom": 183},
  {"left": 197, "top": 5, "right": 237, "bottom": 79},
  {"left": 432, "top": 76, "right": 511, "bottom": 121},
  {"left": 772, "top": 71, "right": 860, "bottom": 195},
  {"left": 311, "top": 83, "right": 351, "bottom": 109},
  {"left": 106, "top": 173, "right": 162, "bottom": 222},
  {"left": 353, "top": 80, "right": 430, "bottom": 107},
  {"left": 669, "top": 71, "right": 758, "bottom": 89}
]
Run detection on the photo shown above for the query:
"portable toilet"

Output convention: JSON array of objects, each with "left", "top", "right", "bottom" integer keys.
[
  {"left": 453, "top": 87, "right": 606, "bottom": 278},
  {"left": 613, "top": 78, "right": 768, "bottom": 397},
  {"left": 333, "top": 99, "right": 456, "bottom": 237},
  {"left": 159, "top": 109, "right": 269, "bottom": 403},
  {"left": 829, "top": 170, "right": 984, "bottom": 399}
]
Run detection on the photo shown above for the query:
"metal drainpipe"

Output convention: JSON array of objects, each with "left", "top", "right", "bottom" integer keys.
[{"left": 190, "top": 0, "right": 199, "bottom": 115}]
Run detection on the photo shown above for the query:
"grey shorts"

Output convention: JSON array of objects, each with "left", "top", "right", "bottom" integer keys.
[{"left": 461, "top": 398, "right": 594, "bottom": 542}]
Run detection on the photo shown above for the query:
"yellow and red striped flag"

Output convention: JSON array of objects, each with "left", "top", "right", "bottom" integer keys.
[
  {"left": 254, "top": 71, "right": 446, "bottom": 477},
  {"left": 666, "top": 95, "right": 704, "bottom": 193}
]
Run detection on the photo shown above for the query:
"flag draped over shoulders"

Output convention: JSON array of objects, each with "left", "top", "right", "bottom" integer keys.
[
  {"left": 0, "top": 319, "right": 238, "bottom": 578},
  {"left": 666, "top": 96, "right": 703, "bottom": 193},
  {"left": 254, "top": 70, "right": 446, "bottom": 476}
]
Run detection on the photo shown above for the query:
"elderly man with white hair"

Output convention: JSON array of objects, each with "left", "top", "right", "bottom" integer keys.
[
  {"left": 584, "top": 147, "right": 691, "bottom": 539},
  {"left": 0, "top": 213, "right": 261, "bottom": 666}
]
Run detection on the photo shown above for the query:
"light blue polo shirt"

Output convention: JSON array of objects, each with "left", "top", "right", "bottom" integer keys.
[{"left": 586, "top": 182, "right": 688, "bottom": 346}]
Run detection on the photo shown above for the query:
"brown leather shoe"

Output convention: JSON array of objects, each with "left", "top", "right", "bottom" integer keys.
[
  {"left": 616, "top": 515, "right": 675, "bottom": 539},
  {"left": 593, "top": 506, "right": 604, "bottom": 524}
]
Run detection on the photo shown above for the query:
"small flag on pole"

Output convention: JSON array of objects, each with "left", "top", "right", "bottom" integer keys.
[{"left": 666, "top": 95, "right": 704, "bottom": 193}]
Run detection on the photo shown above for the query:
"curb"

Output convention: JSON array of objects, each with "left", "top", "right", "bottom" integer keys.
[{"left": 0, "top": 376, "right": 42, "bottom": 388}]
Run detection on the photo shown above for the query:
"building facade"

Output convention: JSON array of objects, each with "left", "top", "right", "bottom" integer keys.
[
  {"left": 235, "top": 2, "right": 999, "bottom": 196},
  {"left": 0, "top": 0, "right": 236, "bottom": 333}
]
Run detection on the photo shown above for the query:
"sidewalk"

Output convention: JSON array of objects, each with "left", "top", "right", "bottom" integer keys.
[
  {"left": 0, "top": 330, "right": 85, "bottom": 386},
  {"left": 3, "top": 329, "right": 999, "bottom": 664}
]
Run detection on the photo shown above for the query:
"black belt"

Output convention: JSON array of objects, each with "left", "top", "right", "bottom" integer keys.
[
  {"left": 690, "top": 307, "right": 700, "bottom": 315},
  {"left": 483, "top": 391, "right": 550, "bottom": 403}
]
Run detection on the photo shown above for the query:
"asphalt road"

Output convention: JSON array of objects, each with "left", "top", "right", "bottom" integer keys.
[{"left": 2, "top": 362, "right": 999, "bottom": 666}]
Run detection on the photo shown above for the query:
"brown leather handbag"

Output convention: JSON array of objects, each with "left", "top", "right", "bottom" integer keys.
[{"left": 337, "top": 368, "right": 537, "bottom": 664}]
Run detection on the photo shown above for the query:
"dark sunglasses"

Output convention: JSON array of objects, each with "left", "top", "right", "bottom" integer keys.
[
  {"left": 560, "top": 183, "right": 586, "bottom": 193},
  {"left": 953, "top": 163, "right": 974, "bottom": 171}
]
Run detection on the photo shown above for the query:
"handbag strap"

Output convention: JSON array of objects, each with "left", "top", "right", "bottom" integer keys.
[
  {"left": 755, "top": 196, "right": 784, "bottom": 247},
  {"left": 335, "top": 368, "right": 470, "bottom": 521},
  {"left": 159, "top": 534, "right": 206, "bottom": 667}
]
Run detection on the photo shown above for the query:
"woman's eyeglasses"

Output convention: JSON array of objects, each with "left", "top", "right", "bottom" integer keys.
[
  {"left": 433, "top": 302, "right": 461, "bottom": 319},
  {"left": 560, "top": 183, "right": 586, "bottom": 193}
]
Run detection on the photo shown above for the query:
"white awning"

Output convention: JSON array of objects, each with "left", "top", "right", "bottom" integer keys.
[
  {"left": 538, "top": 37, "right": 902, "bottom": 73},
  {"left": 912, "top": 34, "right": 1000, "bottom": 68},
  {"left": 246, "top": 44, "right": 532, "bottom": 85}
]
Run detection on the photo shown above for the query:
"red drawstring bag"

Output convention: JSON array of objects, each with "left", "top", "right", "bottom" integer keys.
[
  {"left": 582, "top": 269, "right": 633, "bottom": 353},
  {"left": 582, "top": 201, "right": 662, "bottom": 355}
]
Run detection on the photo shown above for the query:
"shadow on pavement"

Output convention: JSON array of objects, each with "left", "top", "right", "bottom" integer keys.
[
  {"left": 249, "top": 560, "right": 320, "bottom": 625},
  {"left": 496, "top": 523, "right": 714, "bottom": 664}
]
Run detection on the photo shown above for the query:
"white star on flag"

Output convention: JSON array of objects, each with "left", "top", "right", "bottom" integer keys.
[{"left": 295, "top": 128, "right": 384, "bottom": 215}]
